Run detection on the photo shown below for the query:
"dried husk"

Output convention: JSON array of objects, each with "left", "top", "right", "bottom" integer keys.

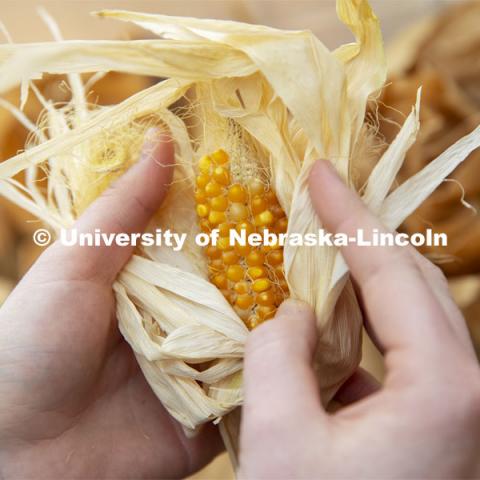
[{"left": 0, "top": 0, "right": 479, "bottom": 454}]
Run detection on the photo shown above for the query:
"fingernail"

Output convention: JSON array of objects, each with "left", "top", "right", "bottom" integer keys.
[
  {"left": 143, "top": 127, "right": 161, "bottom": 143},
  {"left": 140, "top": 128, "right": 171, "bottom": 165},
  {"left": 140, "top": 128, "right": 159, "bottom": 162}
]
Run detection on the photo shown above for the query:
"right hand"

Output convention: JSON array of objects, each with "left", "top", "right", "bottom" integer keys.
[{"left": 239, "top": 159, "right": 480, "bottom": 479}]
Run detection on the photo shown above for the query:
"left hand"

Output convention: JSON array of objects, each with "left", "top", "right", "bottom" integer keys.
[{"left": 0, "top": 131, "right": 222, "bottom": 479}]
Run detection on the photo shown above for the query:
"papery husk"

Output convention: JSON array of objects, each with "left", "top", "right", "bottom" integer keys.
[{"left": 1, "top": 0, "right": 480, "bottom": 466}]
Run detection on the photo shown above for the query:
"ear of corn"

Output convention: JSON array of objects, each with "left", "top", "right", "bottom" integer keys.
[
  {"left": 195, "top": 149, "right": 288, "bottom": 330},
  {"left": 0, "top": 0, "right": 479, "bottom": 450}
]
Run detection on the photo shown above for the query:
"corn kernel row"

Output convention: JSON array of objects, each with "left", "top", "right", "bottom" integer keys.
[{"left": 195, "top": 149, "right": 289, "bottom": 330}]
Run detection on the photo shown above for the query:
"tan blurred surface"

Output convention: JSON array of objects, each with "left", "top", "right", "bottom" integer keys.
[
  {"left": 379, "top": 2, "right": 480, "bottom": 277},
  {"left": 0, "top": 1, "right": 475, "bottom": 479},
  {"left": 0, "top": 0, "right": 446, "bottom": 46}
]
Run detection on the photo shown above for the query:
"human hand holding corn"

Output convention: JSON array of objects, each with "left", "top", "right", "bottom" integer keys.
[
  {"left": 0, "top": 131, "right": 223, "bottom": 479},
  {"left": 239, "top": 160, "right": 480, "bottom": 479}
]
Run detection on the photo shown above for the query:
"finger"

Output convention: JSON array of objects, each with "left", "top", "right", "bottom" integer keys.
[
  {"left": 352, "top": 244, "right": 474, "bottom": 357},
  {"left": 407, "top": 246, "right": 476, "bottom": 355},
  {"left": 334, "top": 367, "right": 381, "bottom": 406},
  {"left": 38, "top": 129, "right": 174, "bottom": 284},
  {"left": 243, "top": 300, "right": 326, "bottom": 426},
  {"left": 308, "top": 160, "right": 452, "bottom": 357}
]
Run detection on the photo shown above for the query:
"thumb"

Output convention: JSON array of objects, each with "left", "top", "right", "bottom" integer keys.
[
  {"left": 38, "top": 128, "right": 174, "bottom": 284},
  {"left": 243, "top": 299, "right": 325, "bottom": 423}
]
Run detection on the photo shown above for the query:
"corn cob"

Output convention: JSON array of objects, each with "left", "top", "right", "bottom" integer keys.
[{"left": 195, "top": 149, "right": 289, "bottom": 329}]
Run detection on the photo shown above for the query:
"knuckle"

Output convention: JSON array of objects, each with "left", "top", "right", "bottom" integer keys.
[
  {"left": 131, "top": 193, "right": 155, "bottom": 218},
  {"left": 360, "top": 248, "right": 411, "bottom": 296}
]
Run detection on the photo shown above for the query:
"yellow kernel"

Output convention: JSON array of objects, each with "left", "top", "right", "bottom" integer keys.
[
  {"left": 256, "top": 290, "right": 275, "bottom": 306},
  {"left": 228, "top": 184, "right": 247, "bottom": 202},
  {"left": 205, "top": 245, "right": 221, "bottom": 259},
  {"left": 195, "top": 189, "right": 207, "bottom": 204},
  {"left": 252, "top": 278, "right": 272, "bottom": 293},
  {"left": 209, "top": 259, "right": 224, "bottom": 273},
  {"left": 275, "top": 217, "right": 288, "bottom": 233},
  {"left": 208, "top": 211, "right": 226, "bottom": 225},
  {"left": 205, "top": 181, "right": 222, "bottom": 197},
  {"left": 236, "top": 221, "right": 255, "bottom": 236},
  {"left": 257, "top": 305, "right": 276, "bottom": 320},
  {"left": 196, "top": 174, "right": 209, "bottom": 188},
  {"left": 210, "top": 195, "right": 228, "bottom": 211},
  {"left": 235, "top": 307, "right": 250, "bottom": 321},
  {"left": 251, "top": 195, "right": 267, "bottom": 214},
  {"left": 246, "top": 250, "right": 265, "bottom": 267},
  {"left": 217, "top": 237, "right": 233, "bottom": 251},
  {"left": 229, "top": 203, "right": 249, "bottom": 222},
  {"left": 218, "top": 222, "right": 234, "bottom": 237},
  {"left": 212, "top": 273, "right": 228, "bottom": 289},
  {"left": 221, "top": 290, "right": 235, "bottom": 303},
  {"left": 198, "top": 155, "right": 212, "bottom": 174},
  {"left": 265, "top": 190, "right": 277, "bottom": 204},
  {"left": 227, "top": 265, "right": 245, "bottom": 282},
  {"left": 246, "top": 315, "right": 261, "bottom": 330},
  {"left": 270, "top": 204, "right": 285, "bottom": 219},
  {"left": 274, "top": 265, "right": 285, "bottom": 279},
  {"left": 196, "top": 204, "right": 209, "bottom": 218},
  {"left": 267, "top": 250, "right": 283, "bottom": 266},
  {"left": 234, "top": 281, "right": 250, "bottom": 295},
  {"left": 234, "top": 243, "right": 252, "bottom": 256},
  {"left": 262, "top": 240, "right": 281, "bottom": 252},
  {"left": 222, "top": 251, "right": 239, "bottom": 265},
  {"left": 254, "top": 210, "right": 274, "bottom": 226},
  {"left": 199, "top": 219, "right": 211, "bottom": 232},
  {"left": 275, "top": 291, "right": 286, "bottom": 306},
  {"left": 213, "top": 166, "right": 230, "bottom": 185},
  {"left": 249, "top": 179, "right": 264, "bottom": 196},
  {"left": 236, "top": 295, "right": 254, "bottom": 310},
  {"left": 247, "top": 266, "right": 267, "bottom": 280},
  {"left": 212, "top": 149, "right": 229, "bottom": 165}
]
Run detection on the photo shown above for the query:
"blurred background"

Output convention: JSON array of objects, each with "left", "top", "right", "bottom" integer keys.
[{"left": 1, "top": 1, "right": 479, "bottom": 478}]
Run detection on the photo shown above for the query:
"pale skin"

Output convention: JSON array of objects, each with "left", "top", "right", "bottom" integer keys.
[
  {"left": 0, "top": 131, "right": 478, "bottom": 479},
  {"left": 240, "top": 160, "right": 480, "bottom": 479},
  {"left": 0, "top": 133, "right": 223, "bottom": 479}
]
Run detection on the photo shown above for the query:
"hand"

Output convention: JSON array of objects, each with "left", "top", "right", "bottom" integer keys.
[
  {"left": 0, "top": 131, "right": 222, "bottom": 479},
  {"left": 240, "top": 160, "right": 480, "bottom": 479}
]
